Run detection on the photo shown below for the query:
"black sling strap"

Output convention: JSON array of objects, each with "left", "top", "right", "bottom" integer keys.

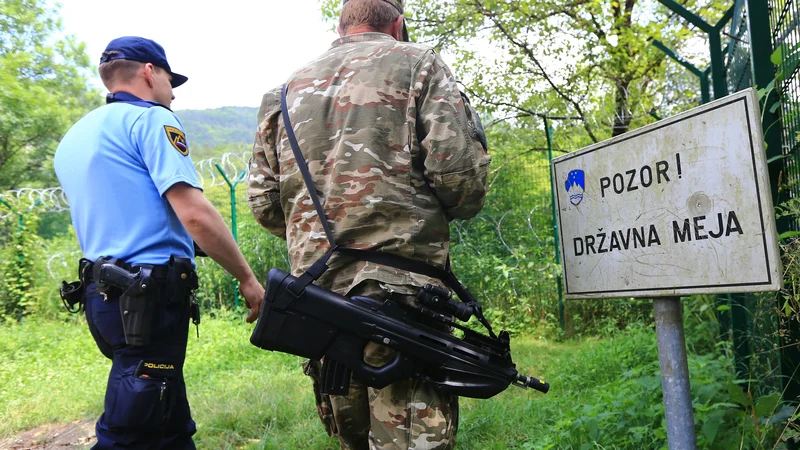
[{"left": 279, "top": 84, "right": 496, "bottom": 338}]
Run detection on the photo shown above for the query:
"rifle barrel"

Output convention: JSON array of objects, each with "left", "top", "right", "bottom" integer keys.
[{"left": 513, "top": 374, "right": 550, "bottom": 394}]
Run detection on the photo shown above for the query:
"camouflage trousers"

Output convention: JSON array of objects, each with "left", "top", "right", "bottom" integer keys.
[{"left": 303, "top": 280, "right": 459, "bottom": 450}]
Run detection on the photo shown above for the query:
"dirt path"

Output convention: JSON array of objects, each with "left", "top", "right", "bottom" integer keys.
[{"left": 0, "top": 420, "right": 96, "bottom": 449}]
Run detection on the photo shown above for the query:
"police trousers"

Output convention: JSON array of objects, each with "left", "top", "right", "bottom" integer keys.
[
  {"left": 84, "top": 282, "right": 196, "bottom": 449},
  {"left": 306, "top": 280, "right": 459, "bottom": 450}
]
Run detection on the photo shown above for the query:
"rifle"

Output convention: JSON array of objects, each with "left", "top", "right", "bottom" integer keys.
[
  {"left": 249, "top": 83, "right": 549, "bottom": 399},
  {"left": 250, "top": 268, "right": 549, "bottom": 398}
]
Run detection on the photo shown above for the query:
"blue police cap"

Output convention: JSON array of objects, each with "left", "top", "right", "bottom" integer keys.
[{"left": 100, "top": 36, "right": 188, "bottom": 88}]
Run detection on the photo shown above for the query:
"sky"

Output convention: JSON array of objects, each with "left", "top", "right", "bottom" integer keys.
[{"left": 56, "top": 0, "right": 341, "bottom": 111}]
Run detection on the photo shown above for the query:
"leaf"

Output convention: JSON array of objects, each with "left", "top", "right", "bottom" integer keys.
[
  {"left": 779, "top": 231, "right": 800, "bottom": 240},
  {"left": 586, "top": 417, "right": 599, "bottom": 440},
  {"left": 727, "top": 382, "right": 751, "bottom": 406},
  {"left": 772, "top": 46, "right": 784, "bottom": 65},
  {"left": 757, "top": 79, "right": 776, "bottom": 100},
  {"left": 701, "top": 410, "right": 724, "bottom": 443},
  {"left": 755, "top": 393, "right": 781, "bottom": 417}
]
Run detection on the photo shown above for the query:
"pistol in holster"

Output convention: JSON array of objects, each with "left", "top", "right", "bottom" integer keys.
[
  {"left": 92, "top": 257, "right": 156, "bottom": 346},
  {"left": 63, "top": 255, "right": 199, "bottom": 346}
]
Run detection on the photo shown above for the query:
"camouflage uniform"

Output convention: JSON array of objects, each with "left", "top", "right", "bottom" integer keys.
[{"left": 248, "top": 17, "right": 490, "bottom": 449}]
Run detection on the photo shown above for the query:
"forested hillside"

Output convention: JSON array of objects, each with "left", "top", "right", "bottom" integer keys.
[{"left": 176, "top": 106, "right": 258, "bottom": 159}]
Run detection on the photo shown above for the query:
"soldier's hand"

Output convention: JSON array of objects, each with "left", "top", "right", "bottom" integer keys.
[{"left": 240, "top": 277, "right": 266, "bottom": 323}]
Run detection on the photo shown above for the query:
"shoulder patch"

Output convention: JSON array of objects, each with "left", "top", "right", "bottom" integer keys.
[{"left": 164, "top": 126, "right": 189, "bottom": 155}]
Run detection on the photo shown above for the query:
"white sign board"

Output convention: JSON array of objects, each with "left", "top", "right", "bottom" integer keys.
[{"left": 552, "top": 88, "right": 782, "bottom": 299}]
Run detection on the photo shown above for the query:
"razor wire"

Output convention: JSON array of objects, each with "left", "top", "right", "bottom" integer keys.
[
  {"left": 452, "top": 206, "right": 550, "bottom": 263},
  {"left": 46, "top": 250, "right": 83, "bottom": 281},
  {"left": 0, "top": 187, "right": 71, "bottom": 219},
  {"left": 0, "top": 152, "right": 254, "bottom": 220},
  {"left": 193, "top": 151, "right": 252, "bottom": 188}
]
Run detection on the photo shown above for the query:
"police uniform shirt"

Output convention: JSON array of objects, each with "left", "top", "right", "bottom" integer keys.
[{"left": 54, "top": 93, "right": 201, "bottom": 266}]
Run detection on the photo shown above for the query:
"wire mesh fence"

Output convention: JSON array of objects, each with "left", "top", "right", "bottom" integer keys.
[
  {"left": 771, "top": 0, "right": 800, "bottom": 232},
  {"left": 200, "top": 142, "right": 568, "bottom": 320},
  {"left": 0, "top": 143, "right": 566, "bottom": 324},
  {"left": 713, "top": 0, "right": 800, "bottom": 397}
]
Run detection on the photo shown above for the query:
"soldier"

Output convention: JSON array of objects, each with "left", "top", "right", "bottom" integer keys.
[
  {"left": 54, "top": 36, "right": 265, "bottom": 449},
  {"left": 247, "top": 1, "right": 490, "bottom": 448}
]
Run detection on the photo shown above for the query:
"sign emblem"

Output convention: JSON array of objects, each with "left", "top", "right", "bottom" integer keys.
[
  {"left": 164, "top": 126, "right": 188, "bottom": 155},
  {"left": 565, "top": 169, "right": 585, "bottom": 205}
]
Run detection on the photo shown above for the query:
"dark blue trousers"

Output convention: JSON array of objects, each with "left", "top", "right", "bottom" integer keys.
[{"left": 84, "top": 282, "right": 196, "bottom": 449}]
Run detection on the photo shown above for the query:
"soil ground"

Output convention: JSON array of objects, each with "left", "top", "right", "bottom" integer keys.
[{"left": 0, "top": 420, "right": 95, "bottom": 449}]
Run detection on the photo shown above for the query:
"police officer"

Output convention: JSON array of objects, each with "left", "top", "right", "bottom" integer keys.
[
  {"left": 54, "top": 36, "right": 265, "bottom": 449},
  {"left": 247, "top": 1, "right": 490, "bottom": 448}
]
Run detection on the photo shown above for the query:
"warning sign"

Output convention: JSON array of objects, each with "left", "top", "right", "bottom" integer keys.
[{"left": 551, "top": 88, "right": 781, "bottom": 299}]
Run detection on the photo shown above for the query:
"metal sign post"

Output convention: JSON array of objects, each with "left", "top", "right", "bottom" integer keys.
[
  {"left": 654, "top": 296, "right": 696, "bottom": 449},
  {"left": 550, "top": 88, "right": 782, "bottom": 449}
]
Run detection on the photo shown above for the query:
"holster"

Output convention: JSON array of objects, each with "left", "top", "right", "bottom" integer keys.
[
  {"left": 89, "top": 255, "right": 198, "bottom": 347},
  {"left": 117, "top": 266, "right": 155, "bottom": 346},
  {"left": 164, "top": 255, "right": 197, "bottom": 305}
]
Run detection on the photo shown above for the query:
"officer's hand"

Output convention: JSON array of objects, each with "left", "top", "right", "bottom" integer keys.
[{"left": 240, "top": 277, "right": 266, "bottom": 323}]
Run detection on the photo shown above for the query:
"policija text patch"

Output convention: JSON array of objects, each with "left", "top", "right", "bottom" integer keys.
[{"left": 164, "top": 126, "right": 189, "bottom": 155}]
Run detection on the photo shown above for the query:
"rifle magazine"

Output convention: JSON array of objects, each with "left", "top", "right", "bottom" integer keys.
[{"left": 321, "top": 359, "right": 352, "bottom": 396}]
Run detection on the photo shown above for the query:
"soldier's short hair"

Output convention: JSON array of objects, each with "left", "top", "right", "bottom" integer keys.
[
  {"left": 98, "top": 51, "right": 143, "bottom": 88},
  {"left": 339, "top": 0, "right": 400, "bottom": 34}
]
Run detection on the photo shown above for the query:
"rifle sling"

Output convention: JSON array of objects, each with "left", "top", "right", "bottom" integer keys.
[{"left": 279, "top": 84, "right": 496, "bottom": 338}]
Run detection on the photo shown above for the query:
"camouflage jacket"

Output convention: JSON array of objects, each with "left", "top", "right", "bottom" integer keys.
[{"left": 247, "top": 32, "right": 491, "bottom": 296}]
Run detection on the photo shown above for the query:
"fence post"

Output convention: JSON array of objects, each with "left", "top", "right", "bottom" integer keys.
[
  {"left": 651, "top": 39, "right": 711, "bottom": 104},
  {"left": 656, "top": 0, "right": 733, "bottom": 99},
  {"left": 545, "top": 116, "right": 565, "bottom": 330},
  {"left": 214, "top": 163, "right": 248, "bottom": 309},
  {"left": 701, "top": 68, "right": 711, "bottom": 105}
]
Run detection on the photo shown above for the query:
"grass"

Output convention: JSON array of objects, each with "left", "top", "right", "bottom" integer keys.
[{"left": 0, "top": 314, "right": 776, "bottom": 449}]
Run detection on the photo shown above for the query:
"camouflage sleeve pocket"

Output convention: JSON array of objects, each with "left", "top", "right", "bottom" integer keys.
[
  {"left": 247, "top": 192, "right": 286, "bottom": 238},
  {"left": 435, "top": 161, "right": 491, "bottom": 187},
  {"left": 459, "top": 91, "right": 488, "bottom": 152},
  {"left": 431, "top": 162, "right": 490, "bottom": 219}
]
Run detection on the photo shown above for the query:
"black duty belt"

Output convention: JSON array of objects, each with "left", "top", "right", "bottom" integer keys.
[{"left": 60, "top": 256, "right": 196, "bottom": 313}]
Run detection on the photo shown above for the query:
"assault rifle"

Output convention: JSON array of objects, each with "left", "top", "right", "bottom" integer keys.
[
  {"left": 249, "top": 84, "right": 549, "bottom": 399},
  {"left": 250, "top": 266, "right": 549, "bottom": 398}
]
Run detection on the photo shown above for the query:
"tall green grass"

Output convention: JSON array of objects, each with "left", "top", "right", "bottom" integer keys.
[{"left": 0, "top": 314, "right": 790, "bottom": 449}]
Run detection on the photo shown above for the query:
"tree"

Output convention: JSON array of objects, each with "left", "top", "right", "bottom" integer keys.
[
  {"left": 0, "top": 0, "right": 101, "bottom": 190},
  {"left": 321, "top": 0, "right": 727, "bottom": 146}
]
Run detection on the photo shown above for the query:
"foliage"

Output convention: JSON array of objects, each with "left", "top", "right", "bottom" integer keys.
[
  {"left": 0, "top": 0, "right": 101, "bottom": 190},
  {"left": 0, "top": 197, "right": 82, "bottom": 322},
  {"left": 773, "top": 237, "right": 800, "bottom": 444},
  {"left": 0, "top": 197, "right": 42, "bottom": 321},
  {"left": 321, "top": 0, "right": 725, "bottom": 144},
  {"left": 0, "top": 312, "right": 792, "bottom": 448}
]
